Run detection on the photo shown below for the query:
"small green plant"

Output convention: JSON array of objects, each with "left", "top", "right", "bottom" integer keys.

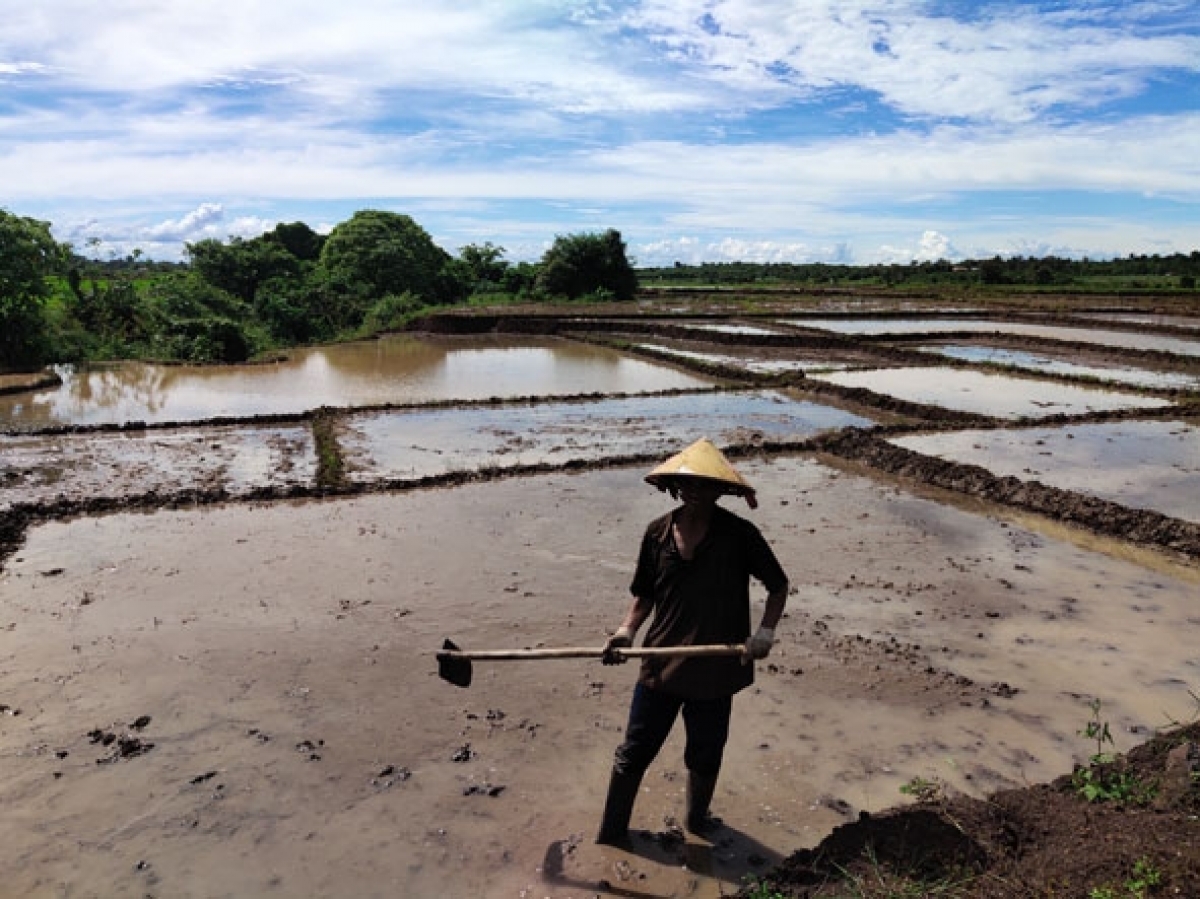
[
  {"left": 1071, "top": 699, "right": 1157, "bottom": 805},
  {"left": 1081, "top": 698, "right": 1115, "bottom": 761},
  {"left": 741, "top": 876, "right": 788, "bottom": 899},
  {"left": 1088, "top": 856, "right": 1162, "bottom": 899},
  {"left": 1125, "top": 857, "right": 1162, "bottom": 898},
  {"left": 899, "top": 775, "right": 943, "bottom": 803}
]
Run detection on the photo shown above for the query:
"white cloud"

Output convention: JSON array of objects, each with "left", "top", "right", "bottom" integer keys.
[
  {"left": 7, "top": 2, "right": 1200, "bottom": 265},
  {"left": 141, "top": 203, "right": 227, "bottom": 240},
  {"left": 1, "top": 1, "right": 704, "bottom": 115},
  {"left": 54, "top": 204, "right": 278, "bottom": 259},
  {"left": 0, "top": 61, "right": 47, "bottom": 74},
  {"left": 6, "top": 0, "right": 1193, "bottom": 126},
  {"left": 7, "top": 111, "right": 1197, "bottom": 212},
  {"left": 915, "top": 230, "right": 957, "bottom": 262},
  {"left": 870, "top": 231, "right": 958, "bottom": 264},
  {"left": 632, "top": 236, "right": 857, "bottom": 267},
  {"left": 624, "top": 0, "right": 1200, "bottom": 122}
]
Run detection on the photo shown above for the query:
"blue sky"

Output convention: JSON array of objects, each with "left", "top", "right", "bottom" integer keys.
[{"left": 2, "top": 1, "right": 1198, "bottom": 265}]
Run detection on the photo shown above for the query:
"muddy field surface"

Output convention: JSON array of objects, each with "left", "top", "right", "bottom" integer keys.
[
  {"left": 3, "top": 295, "right": 1200, "bottom": 898},
  {"left": 1, "top": 460, "right": 1198, "bottom": 899}
]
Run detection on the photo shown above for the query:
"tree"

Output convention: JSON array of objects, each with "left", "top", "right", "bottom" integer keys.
[
  {"left": 535, "top": 229, "right": 637, "bottom": 300},
  {"left": 0, "top": 210, "right": 66, "bottom": 368},
  {"left": 458, "top": 242, "right": 509, "bottom": 289},
  {"left": 265, "top": 221, "right": 325, "bottom": 261},
  {"left": 319, "top": 210, "right": 453, "bottom": 303},
  {"left": 253, "top": 268, "right": 363, "bottom": 344},
  {"left": 186, "top": 236, "right": 300, "bottom": 304}
]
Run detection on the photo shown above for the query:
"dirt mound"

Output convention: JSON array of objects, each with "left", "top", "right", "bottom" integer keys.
[{"left": 748, "top": 722, "right": 1200, "bottom": 898}]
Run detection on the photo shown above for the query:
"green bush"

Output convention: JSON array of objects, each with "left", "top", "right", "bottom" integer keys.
[{"left": 362, "top": 291, "right": 425, "bottom": 334}]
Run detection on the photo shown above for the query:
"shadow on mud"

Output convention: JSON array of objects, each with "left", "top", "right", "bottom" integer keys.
[{"left": 540, "top": 821, "right": 785, "bottom": 898}]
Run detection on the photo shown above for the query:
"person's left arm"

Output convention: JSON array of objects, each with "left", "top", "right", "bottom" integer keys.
[
  {"left": 744, "top": 580, "right": 787, "bottom": 660},
  {"left": 744, "top": 524, "right": 789, "bottom": 661}
]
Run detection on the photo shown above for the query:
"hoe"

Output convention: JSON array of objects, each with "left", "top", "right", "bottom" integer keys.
[{"left": 437, "top": 638, "right": 744, "bottom": 688}]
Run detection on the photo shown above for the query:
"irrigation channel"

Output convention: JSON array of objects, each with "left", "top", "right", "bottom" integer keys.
[{"left": 1, "top": 293, "right": 1198, "bottom": 898}]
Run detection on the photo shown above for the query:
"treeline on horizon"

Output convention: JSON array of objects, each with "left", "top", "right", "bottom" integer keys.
[
  {"left": 2, "top": 206, "right": 1197, "bottom": 372},
  {"left": 642, "top": 252, "right": 1200, "bottom": 288}
]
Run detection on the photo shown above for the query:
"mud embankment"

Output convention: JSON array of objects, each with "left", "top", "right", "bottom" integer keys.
[
  {"left": 0, "top": 369, "right": 61, "bottom": 396},
  {"left": 813, "top": 427, "right": 1200, "bottom": 558}
]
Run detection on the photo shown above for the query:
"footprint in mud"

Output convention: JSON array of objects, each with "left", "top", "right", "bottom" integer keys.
[
  {"left": 462, "top": 782, "right": 505, "bottom": 797},
  {"left": 87, "top": 715, "right": 156, "bottom": 763},
  {"left": 91, "top": 733, "right": 155, "bottom": 764},
  {"left": 295, "top": 738, "right": 324, "bottom": 760},
  {"left": 371, "top": 764, "right": 412, "bottom": 789}
]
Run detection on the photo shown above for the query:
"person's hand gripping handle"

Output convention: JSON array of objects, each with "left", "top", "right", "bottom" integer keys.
[
  {"left": 742, "top": 626, "right": 775, "bottom": 663},
  {"left": 602, "top": 625, "right": 634, "bottom": 665}
]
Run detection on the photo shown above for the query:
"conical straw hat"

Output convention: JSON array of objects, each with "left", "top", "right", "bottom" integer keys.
[{"left": 645, "top": 438, "right": 758, "bottom": 508}]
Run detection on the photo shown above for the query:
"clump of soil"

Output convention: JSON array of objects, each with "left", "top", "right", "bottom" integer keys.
[{"left": 746, "top": 722, "right": 1200, "bottom": 898}]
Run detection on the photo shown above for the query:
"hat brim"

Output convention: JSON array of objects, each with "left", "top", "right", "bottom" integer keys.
[{"left": 645, "top": 472, "right": 758, "bottom": 509}]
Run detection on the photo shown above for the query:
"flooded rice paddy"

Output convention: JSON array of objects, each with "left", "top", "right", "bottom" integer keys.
[
  {"left": 676, "top": 322, "right": 790, "bottom": 336},
  {"left": 3, "top": 299, "right": 1200, "bottom": 898},
  {"left": 1078, "top": 312, "right": 1200, "bottom": 330},
  {"left": 0, "top": 423, "right": 315, "bottom": 511},
  {"left": 782, "top": 318, "right": 1200, "bottom": 356},
  {"left": 635, "top": 344, "right": 857, "bottom": 374},
  {"left": 0, "top": 390, "right": 871, "bottom": 508},
  {"left": 0, "top": 335, "right": 711, "bottom": 429},
  {"left": 914, "top": 345, "right": 1200, "bottom": 391},
  {"left": 892, "top": 419, "right": 1200, "bottom": 524},
  {"left": 343, "top": 391, "right": 872, "bottom": 482},
  {"left": 807, "top": 366, "right": 1171, "bottom": 419}
]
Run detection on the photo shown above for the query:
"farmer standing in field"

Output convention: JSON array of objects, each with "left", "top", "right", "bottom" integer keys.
[{"left": 597, "top": 438, "right": 789, "bottom": 846}]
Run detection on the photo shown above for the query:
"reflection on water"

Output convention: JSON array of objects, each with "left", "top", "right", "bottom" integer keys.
[
  {"left": 679, "top": 322, "right": 786, "bottom": 336},
  {"left": 345, "top": 391, "right": 873, "bottom": 480},
  {"left": 916, "top": 345, "right": 1200, "bottom": 391},
  {"left": 1078, "top": 313, "right": 1200, "bottom": 331},
  {"left": 892, "top": 420, "right": 1200, "bottom": 523},
  {"left": 635, "top": 344, "right": 855, "bottom": 374},
  {"left": 808, "top": 366, "right": 1170, "bottom": 419},
  {"left": 0, "top": 335, "right": 713, "bottom": 428},
  {"left": 782, "top": 318, "right": 1200, "bottom": 356}
]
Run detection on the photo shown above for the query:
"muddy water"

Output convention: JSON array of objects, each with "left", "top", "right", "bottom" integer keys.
[
  {"left": 677, "top": 323, "right": 789, "bottom": 336},
  {"left": 1078, "top": 312, "right": 1200, "bottom": 331},
  {"left": 2, "top": 460, "right": 1198, "bottom": 898},
  {"left": 635, "top": 344, "right": 859, "bottom": 374},
  {"left": 892, "top": 419, "right": 1200, "bottom": 523},
  {"left": 0, "top": 424, "right": 316, "bottom": 511},
  {"left": 344, "top": 391, "right": 872, "bottom": 481},
  {"left": 782, "top": 318, "right": 1200, "bottom": 356},
  {"left": 0, "top": 335, "right": 712, "bottom": 429},
  {"left": 914, "top": 345, "right": 1200, "bottom": 391},
  {"left": 808, "top": 366, "right": 1171, "bottom": 418},
  {"left": 0, "top": 392, "right": 871, "bottom": 509}
]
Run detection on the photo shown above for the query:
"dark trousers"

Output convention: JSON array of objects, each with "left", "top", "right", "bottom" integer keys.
[{"left": 612, "top": 683, "right": 732, "bottom": 779}]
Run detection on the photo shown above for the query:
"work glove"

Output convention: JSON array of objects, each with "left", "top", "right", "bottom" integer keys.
[
  {"left": 602, "top": 626, "right": 634, "bottom": 665},
  {"left": 742, "top": 626, "right": 775, "bottom": 663}
]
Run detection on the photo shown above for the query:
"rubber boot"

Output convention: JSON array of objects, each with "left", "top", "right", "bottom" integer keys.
[
  {"left": 596, "top": 767, "right": 642, "bottom": 846},
  {"left": 685, "top": 771, "right": 720, "bottom": 835}
]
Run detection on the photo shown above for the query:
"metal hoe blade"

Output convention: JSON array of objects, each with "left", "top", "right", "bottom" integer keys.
[{"left": 437, "top": 639, "right": 473, "bottom": 688}]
